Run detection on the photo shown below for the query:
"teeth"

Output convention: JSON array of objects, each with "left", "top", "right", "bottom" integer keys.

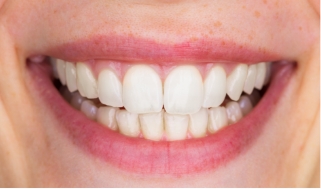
[
  {"left": 76, "top": 63, "right": 98, "bottom": 99},
  {"left": 70, "top": 91, "right": 85, "bottom": 110},
  {"left": 80, "top": 100, "right": 98, "bottom": 120},
  {"left": 238, "top": 95, "right": 253, "bottom": 116},
  {"left": 227, "top": 64, "right": 248, "bottom": 101},
  {"left": 97, "top": 107, "right": 119, "bottom": 131},
  {"left": 264, "top": 62, "right": 272, "bottom": 85},
  {"left": 56, "top": 59, "right": 66, "bottom": 85},
  {"left": 123, "top": 65, "right": 163, "bottom": 113},
  {"left": 189, "top": 108, "right": 208, "bottom": 138},
  {"left": 243, "top": 64, "right": 257, "bottom": 95},
  {"left": 139, "top": 110, "right": 164, "bottom": 141},
  {"left": 98, "top": 69, "right": 123, "bottom": 107},
  {"left": 164, "top": 113, "right": 189, "bottom": 141},
  {"left": 203, "top": 66, "right": 226, "bottom": 108},
  {"left": 65, "top": 62, "right": 78, "bottom": 92},
  {"left": 254, "top": 62, "right": 267, "bottom": 90},
  {"left": 226, "top": 101, "right": 243, "bottom": 124},
  {"left": 59, "top": 86, "right": 72, "bottom": 102},
  {"left": 116, "top": 110, "right": 140, "bottom": 137},
  {"left": 164, "top": 66, "right": 203, "bottom": 114},
  {"left": 208, "top": 107, "right": 228, "bottom": 133}
]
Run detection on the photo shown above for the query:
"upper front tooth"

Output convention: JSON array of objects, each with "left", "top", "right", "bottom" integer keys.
[
  {"left": 65, "top": 62, "right": 77, "bottom": 92},
  {"left": 98, "top": 69, "right": 123, "bottom": 107},
  {"left": 254, "top": 62, "right": 267, "bottom": 90},
  {"left": 123, "top": 65, "right": 163, "bottom": 113},
  {"left": 227, "top": 64, "right": 248, "bottom": 101},
  {"left": 164, "top": 66, "right": 203, "bottom": 114},
  {"left": 56, "top": 59, "right": 66, "bottom": 85},
  {"left": 203, "top": 66, "right": 226, "bottom": 108},
  {"left": 243, "top": 64, "right": 257, "bottom": 95},
  {"left": 76, "top": 63, "right": 98, "bottom": 99}
]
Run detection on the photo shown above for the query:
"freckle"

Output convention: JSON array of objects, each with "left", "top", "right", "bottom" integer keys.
[
  {"left": 299, "top": 26, "right": 302, "bottom": 31},
  {"left": 248, "top": 34, "right": 253, "bottom": 40},
  {"left": 263, "top": 0, "right": 267, "bottom": 4},
  {"left": 214, "top": 21, "right": 222, "bottom": 27},
  {"left": 242, "top": 5, "right": 246, "bottom": 9},
  {"left": 218, "top": 8, "right": 222, "bottom": 11},
  {"left": 254, "top": 11, "right": 260, "bottom": 18},
  {"left": 239, "top": 45, "right": 243, "bottom": 49},
  {"left": 203, "top": 4, "right": 208, "bottom": 8}
]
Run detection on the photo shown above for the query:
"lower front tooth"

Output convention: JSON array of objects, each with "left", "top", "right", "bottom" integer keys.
[
  {"left": 238, "top": 96, "right": 253, "bottom": 116},
  {"left": 97, "top": 107, "right": 119, "bottom": 131},
  {"left": 189, "top": 108, "right": 208, "bottom": 138},
  {"left": 208, "top": 107, "right": 228, "bottom": 133},
  {"left": 139, "top": 110, "right": 164, "bottom": 141},
  {"left": 116, "top": 110, "right": 140, "bottom": 137},
  {"left": 80, "top": 100, "right": 98, "bottom": 120},
  {"left": 226, "top": 101, "right": 243, "bottom": 124},
  {"left": 164, "top": 113, "right": 189, "bottom": 141}
]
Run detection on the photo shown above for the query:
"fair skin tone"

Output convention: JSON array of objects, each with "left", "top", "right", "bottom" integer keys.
[{"left": 0, "top": 0, "right": 319, "bottom": 187}]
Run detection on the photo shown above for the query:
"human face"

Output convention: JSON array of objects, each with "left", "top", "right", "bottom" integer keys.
[{"left": 0, "top": 0, "right": 319, "bottom": 187}]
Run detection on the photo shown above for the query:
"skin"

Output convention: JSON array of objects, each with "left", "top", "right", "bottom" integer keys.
[{"left": 0, "top": 0, "right": 319, "bottom": 187}]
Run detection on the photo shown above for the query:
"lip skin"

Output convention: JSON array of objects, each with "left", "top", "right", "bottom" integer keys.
[{"left": 28, "top": 47, "right": 295, "bottom": 175}]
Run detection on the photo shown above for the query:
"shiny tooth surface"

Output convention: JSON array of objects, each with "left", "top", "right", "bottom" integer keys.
[
  {"left": 98, "top": 69, "right": 123, "bottom": 107},
  {"left": 254, "top": 62, "right": 267, "bottom": 90},
  {"left": 164, "top": 66, "right": 203, "bottom": 114},
  {"left": 202, "top": 66, "right": 226, "bottom": 108},
  {"left": 238, "top": 96, "right": 253, "bottom": 116},
  {"left": 243, "top": 64, "right": 257, "bottom": 95},
  {"left": 139, "top": 110, "right": 164, "bottom": 141},
  {"left": 70, "top": 91, "right": 85, "bottom": 110},
  {"left": 226, "top": 64, "right": 248, "bottom": 101},
  {"left": 50, "top": 58, "right": 59, "bottom": 79},
  {"left": 97, "top": 107, "right": 119, "bottom": 131},
  {"left": 264, "top": 62, "right": 272, "bottom": 85},
  {"left": 164, "top": 113, "right": 189, "bottom": 141},
  {"left": 56, "top": 59, "right": 66, "bottom": 85},
  {"left": 208, "top": 107, "right": 228, "bottom": 133},
  {"left": 189, "top": 108, "right": 208, "bottom": 138},
  {"left": 116, "top": 110, "right": 140, "bottom": 137},
  {"left": 123, "top": 65, "right": 163, "bottom": 113},
  {"left": 76, "top": 63, "right": 98, "bottom": 99},
  {"left": 226, "top": 101, "right": 243, "bottom": 124},
  {"left": 65, "top": 62, "right": 77, "bottom": 92},
  {"left": 80, "top": 100, "right": 98, "bottom": 120}
]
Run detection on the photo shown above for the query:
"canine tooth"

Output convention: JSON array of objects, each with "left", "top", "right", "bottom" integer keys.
[
  {"left": 116, "top": 110, "right": 140, "bottom": 137},
  {"left": 203, "top": 66, "right": 226, "bottom": 108},
  {"left": 80, "top": 100, "right": 98, "bottom": 120},
  {"left": 264, "top": 62, "right": 272, "bottom": 85},
  {"left": 76, "top": 63, "right": 98, "bottom": 99},
  {"left": 164, "top": 113, "right": 189, "bottom": 141},
  {"left": 164, "top": 66, "right": 203, "bottom": 114},
  {"left": 123, "top": 65, "right": 163, "bottom": 113},
  {"left": 139, "top": 110, "right": 164, "bottom": 141},
  {"left": 238, "top": 96, "right": 253, "bottom": 116},
  {"left": 98, "top": 69, "right": 123, "bottom": 107},
  {"left": 65, "top": 62, "right": 77, "bottom": 92},
  {"left": 70, "top": 91, "right": 85, "bottom": 110},
  {"left": 243, "top": 64, "right": 257, "bottom": 95},
  {"left": 226, "top": 101, "right": 243, "bottom": 124},
  {"left": 50, "top": 58, "right": 59, "bottom": 79},
  {"left": 97, "top": 107, "right": 118, "bottom": 131},
  {"left": 56, "top": 59, "right": 66, "bottom": 85},
  {"left": 189, "top": 108, "right": 208, "bottom": 138},
  {"left": 227, "top": 64, "right": 248, "bottom": 101},
  {"left": 254, "top": 62, "right": 267, "bottom": 90},
  {"left": 208, "top": 107, "right": 228, "bottom": 133}
]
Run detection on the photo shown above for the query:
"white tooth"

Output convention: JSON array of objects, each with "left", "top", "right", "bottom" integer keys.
[
  {"left": 164, "top": 113, "right": 188, "bottom": 141},
  {"left": 226, "top": 101, "right": 243, "bottom": 124},
  {"left": 227, "top": 64, "right": 248, "bottom": 101},
  {"left": 50, "top": 58, "right": 59, "bottom": 79},
  {"left": 97, "top": 107, "right": 119, "bottom": 131},
  {"left": 164, "top": 66, "right": 203, "bottom": 114},
  {"left": 56, "top": 59, "right": 66, "bottom": 85},
  {"left": 238, "top": 96, "right": 253, "bottom": 116},
  {"left": 189, "top": 108, "right": 208, "bottom": 138},
  {"left": 243, "top": 64, "right": 257, "bottom": 95},
  {"left": 139, "top": 110, "right": 164, "bottom": 141},
  {"left": 263, "top": 62, "right": 272, "bottom": 85},
  {"left": 80, "top": 100, "right": 98, "bottom": 120},
  {"left": 254, "top": 62, "right": 267, "bottom": 90},
  {"left": 76, "top": 63, "right": 98, "bottom": 99},
  {"left": 65, "top": 62, "right": 77, "bottom": 92},
  {"left": 98, "top": 69, "right": 123, "bottom": 107},
  {"left": 70, "top": 91, "right": 85, "bottom": 110},
  {"left": 208, "top": 107, "right": 228, "bottom": 133},
  {"left": 202, "top": 66, "right": 226, "bottom": 108},
  {"left": 116, "top": 110, "right": 140, "bottom": 137},
  {"left": 123, "top": 65, "right": 163, "bottom": 113},
  {"left": 249, "top": 90, "right": 261, "bottom": 106}
]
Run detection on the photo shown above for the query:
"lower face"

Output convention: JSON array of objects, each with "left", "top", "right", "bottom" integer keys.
[{"left": 0, "top": 0, "right": 319, "bottom": 187}]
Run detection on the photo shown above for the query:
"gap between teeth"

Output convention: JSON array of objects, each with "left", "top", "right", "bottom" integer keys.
[{"left": 54, "top": 59, "right": 271, "bottom": 141}]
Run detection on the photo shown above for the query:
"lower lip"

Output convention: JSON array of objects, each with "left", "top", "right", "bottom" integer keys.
[{"left": 29, "top": 61, "right": 294, "bottom": 176}]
